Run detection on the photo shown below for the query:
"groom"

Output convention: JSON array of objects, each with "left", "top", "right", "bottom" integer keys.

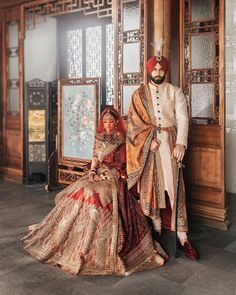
[{"left": 126, "top": 51, "right": 198, "bottom": 260}]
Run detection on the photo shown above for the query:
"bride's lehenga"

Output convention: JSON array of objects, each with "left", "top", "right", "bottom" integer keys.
[{"left": 21, "top": 113, "right": 167, "bottom": 275}]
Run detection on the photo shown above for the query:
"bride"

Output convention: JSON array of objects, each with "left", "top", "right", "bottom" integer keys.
[{"left": 21, "top": 107, "right": 167, "bottom": 275}]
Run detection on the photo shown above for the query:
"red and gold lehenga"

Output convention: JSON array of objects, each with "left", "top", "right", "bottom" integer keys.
[{"left": 21, "top": 109, "right": 167, "bottom": 276}]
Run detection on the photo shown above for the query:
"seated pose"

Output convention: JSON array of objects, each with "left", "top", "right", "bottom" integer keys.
[{"left": 21, "top": 107, "right": 167, "bottom": 275}]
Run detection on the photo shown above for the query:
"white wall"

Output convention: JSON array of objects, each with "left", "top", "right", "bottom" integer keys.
[
  {"left": 24, "top": 17, "right": 57, "bottom": 82},
  {"left": 225, "top": 0, "right": 236, "bottom": 193}
]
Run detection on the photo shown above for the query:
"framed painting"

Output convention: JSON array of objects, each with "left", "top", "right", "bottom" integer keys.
[
  {"left": 58, "top": 78, "right": 100, "bottom": 166},
  {"left": 28, "top": 110, "right": 46, "bottom": 142}
]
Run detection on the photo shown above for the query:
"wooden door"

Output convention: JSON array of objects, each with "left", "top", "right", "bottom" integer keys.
[
  {"left": 180, "top": 0, "right": 228, "bottom": 229},
  {"left": 113, "top": 0, "right": 147, "bottom": 116},
  {"left": 1, "top": 6, "right": 24, "bottom": 182}
]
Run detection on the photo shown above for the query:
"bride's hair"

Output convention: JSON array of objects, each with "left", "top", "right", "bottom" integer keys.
[{"left": 97, "top": 107, "right": 126, "bottom": 135}]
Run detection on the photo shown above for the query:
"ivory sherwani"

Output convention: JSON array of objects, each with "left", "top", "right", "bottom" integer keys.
[{"left": 126, "top": 82, "right": 189, "bottom": 232}]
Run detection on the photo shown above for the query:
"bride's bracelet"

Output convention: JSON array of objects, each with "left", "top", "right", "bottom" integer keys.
[{"left": 89, "top": 168, "right": 96, "bottom": 175}]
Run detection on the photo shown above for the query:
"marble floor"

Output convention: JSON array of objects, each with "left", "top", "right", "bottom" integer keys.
[{"left": 0, "top": 181, "right": 236, "bottom": 295}]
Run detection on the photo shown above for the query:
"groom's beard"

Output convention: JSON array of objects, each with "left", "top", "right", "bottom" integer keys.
[{"left": 150, "top": 75, "right": 165, "bottom": 85}]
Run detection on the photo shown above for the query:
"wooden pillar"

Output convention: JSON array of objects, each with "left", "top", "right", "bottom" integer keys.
[{"left": 0, "top": 13, "right": 3, "bottom": 176}]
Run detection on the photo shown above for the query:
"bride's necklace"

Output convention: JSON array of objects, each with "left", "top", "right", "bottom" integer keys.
[
  {"left": 102, "top": 132, "right": 115, "bottom": 145},
  {"left": 97, "top": 131, "right": 123, "bottom": 147}
]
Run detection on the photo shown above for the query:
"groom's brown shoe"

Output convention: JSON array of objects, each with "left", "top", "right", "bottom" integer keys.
[{"left": 178, "top": 241, "right": 199, "bottom": 260}]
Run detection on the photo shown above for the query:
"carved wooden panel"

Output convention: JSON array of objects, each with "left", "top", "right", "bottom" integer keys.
[
  {"left": 58, "top": 168, "right": 86, "bottom": 185},
  {"left": 188, "top": 186, "right": 223, "bottom": 207},
  {"left": 5, "top": 115, "right": 22, "bottom": 168},
  {"left": 187, "top": 147, "right": 221, "bottom": 188},
  {"left": 46, "top": 80, "right": 58, "bottom": 189},
  {"left": 6, "top": 115, "right": 20, "bottom": 130},
  {"left": 2, "top": 6, "right": 20, "bottom": 21},
  {"left": 5, "top": 130, "right": 22, "bottom": 168},
  {"left": 181, "top": 0, "right": 227, "bottom": 229},
  {"left": 0, "top": 1, "right": 30, "bottom": 10},
  {"left": 23, "top": 0, "right": 112, "bottom": 30},
  {"left": 25, "top": 78, "right": 54, "bottom": 184},
  {"left": 4, "top": 117, "right": 22, "bottom": 171},
  {"left": 188, "top": 125, "right": 221, "bottom": 147},
  {"left": 188, "top": 204, "right": 228, "bottom": 230},
  {"left": 183, "top": 0, "right": 220, "bottom": 125},
  {"left": 115, "top": 0, "right": 146, "bottom": 115}
]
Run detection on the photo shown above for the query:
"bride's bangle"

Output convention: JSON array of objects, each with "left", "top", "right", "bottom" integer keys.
[{"left": 89, "top": 169, "right": 96, "bottom": 175}]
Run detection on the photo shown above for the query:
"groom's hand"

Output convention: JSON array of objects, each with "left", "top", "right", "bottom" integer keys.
[
  {"left": 150, "top": 139, "right": 160, "bottom": 152},
  {"left": 172, "top": 144, "right": 185, "bottom": 162}
]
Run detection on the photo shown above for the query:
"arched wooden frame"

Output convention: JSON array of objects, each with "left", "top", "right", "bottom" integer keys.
[
  {"left": 19, "top": 0, "right": 147, "bottom": 185},
  {"left": 19, "top": 0, "right": 147, "bottom": 115}
]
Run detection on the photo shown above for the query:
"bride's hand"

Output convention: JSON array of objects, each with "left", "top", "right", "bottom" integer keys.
[
  {"left": 88, "top": 170, "right": 96, "bottom": 182},
  {"left": 88, "top": 174, "right": 94, "bottom": 182},
  {"left": 94, "top": 175, "right": 103, "bottom": 182}
]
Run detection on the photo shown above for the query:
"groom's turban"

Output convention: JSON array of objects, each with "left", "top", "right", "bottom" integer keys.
[{"left": 146, "top": 56, "right": 169, "bottom": 75}]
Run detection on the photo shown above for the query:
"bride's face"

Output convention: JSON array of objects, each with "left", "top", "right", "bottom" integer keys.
[{"left": 102, "top": 114, "right": 117, "bottom": 134}]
